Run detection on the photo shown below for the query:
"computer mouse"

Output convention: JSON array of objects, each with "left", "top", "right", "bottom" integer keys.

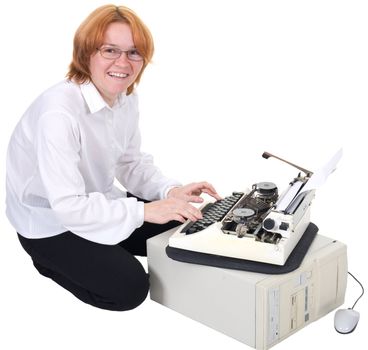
[{"left": 334, "top": 308, "right": 360, "bottom": 334}]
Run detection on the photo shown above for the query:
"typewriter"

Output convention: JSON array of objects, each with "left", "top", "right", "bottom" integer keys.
[{"left": 167, "top": 150, "right": 342, "bottom": 267}]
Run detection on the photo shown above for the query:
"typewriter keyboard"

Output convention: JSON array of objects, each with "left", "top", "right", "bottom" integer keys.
[{"left": 181, "top": 193, "right": 243, "bottom": 235}]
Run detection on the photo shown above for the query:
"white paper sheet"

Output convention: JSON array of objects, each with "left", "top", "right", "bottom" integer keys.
[
  {"left": 275, "top": 148, "right": 343, "bottom": 212},
  {"left": 299, "top": 148, "right": 343, "bottom": 194}
]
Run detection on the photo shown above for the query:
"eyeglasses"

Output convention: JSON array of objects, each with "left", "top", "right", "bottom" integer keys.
[{"left": 97, "top": 46, "right": 143, "bottom": 62}]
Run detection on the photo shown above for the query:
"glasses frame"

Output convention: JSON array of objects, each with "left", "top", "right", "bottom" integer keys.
[{"left": 97, "top": 46, "right": 144, "bottom": 62}]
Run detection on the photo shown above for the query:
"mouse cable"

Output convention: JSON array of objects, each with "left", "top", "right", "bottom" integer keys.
[{"left": 348, "top": 271, "right": 364, "bottom": 310}]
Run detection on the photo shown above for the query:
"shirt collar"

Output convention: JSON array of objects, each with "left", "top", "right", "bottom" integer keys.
[{"left": 80, "top": 81, "right": 126, "bottom": 114}]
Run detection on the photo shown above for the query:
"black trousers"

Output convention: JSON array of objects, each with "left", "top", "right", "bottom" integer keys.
[{"left": 18, "top": 195, "right": 180, "bottom": 311}]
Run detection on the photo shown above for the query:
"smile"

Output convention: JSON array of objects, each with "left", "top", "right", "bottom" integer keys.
[{"left": 108, "top": 72, "right": 129, "bottom": 78}]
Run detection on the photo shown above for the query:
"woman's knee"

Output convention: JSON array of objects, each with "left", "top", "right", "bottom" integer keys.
[{"left": 106, "top": 271, "right": 150, "bottom": 311}]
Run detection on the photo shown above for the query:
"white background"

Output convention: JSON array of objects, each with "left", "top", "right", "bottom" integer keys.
[{"left": 0, "top": 0, "right": 367, "bottom": 349}]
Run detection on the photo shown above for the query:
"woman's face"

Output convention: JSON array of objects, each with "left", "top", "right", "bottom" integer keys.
[{"left": 89, "top": 22, "right": 144, "bottom": 106}]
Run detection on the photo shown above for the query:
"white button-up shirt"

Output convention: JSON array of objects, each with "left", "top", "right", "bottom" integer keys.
[{"left": 6, "top": 80, "right": 180, "bottom": 244}]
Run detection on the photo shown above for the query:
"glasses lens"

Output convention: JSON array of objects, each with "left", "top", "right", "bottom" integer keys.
[
  {"left": 100, "top": 47, "right": 120, "bottom": 59},
  {"left": 127, "top": 49, "right": 143, "bottom": 61}
]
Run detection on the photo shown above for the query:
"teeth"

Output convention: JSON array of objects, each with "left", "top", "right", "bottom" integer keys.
[{"left": 108, "top": 72, "right": 128, "bottom": 78}]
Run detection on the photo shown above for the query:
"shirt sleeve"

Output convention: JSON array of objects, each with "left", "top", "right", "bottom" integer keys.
[
  {"left": 114, "top": 121, "right": 182, "bottom": 201},
  {"left": 35, "top": 112, "right": 144, "bottom": 245}
]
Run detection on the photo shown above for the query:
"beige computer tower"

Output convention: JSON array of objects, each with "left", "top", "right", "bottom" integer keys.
[{"left": 147, "top": 230, "right": 347, "bottom": 350}]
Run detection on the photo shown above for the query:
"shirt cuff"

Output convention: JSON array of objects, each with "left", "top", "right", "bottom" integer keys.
[{"left": 136, "top": 200, "right": 145, "bottom": 227}]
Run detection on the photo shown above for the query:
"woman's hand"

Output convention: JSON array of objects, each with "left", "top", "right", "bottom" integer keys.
[
  {"left": 143, "top": 182, "right": 221, "bottom": 224},
  {"left": 167, "top": 181, "right": 222, "bottom": 203},
  {"left": 144, "top": 197, "right": 203, "bottom": 224}
]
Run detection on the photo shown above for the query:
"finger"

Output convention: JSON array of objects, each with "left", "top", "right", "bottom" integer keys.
[
  {"left": 201, "top": 188, "right": 222, "bottom": 200},
  {"left": 185, "top": 195, "right": 204, "bottom": 204},
  {"left": 183, "top": 182, "right": 202, "bottom": 193},
  {"left": 182, "top": 208, "right": 202, "bottom": 222},
  {"left": 180, "top": 203, "right": 203, "bottom": 221},
  {"left": 201, "top": 181, "right": 220, "bottom": 195},
  {"left": 184, "top": 181, "right": 222, "bottom": 201},
  {"left": 172, "top": 214, "right": 186, "bottom": 223},
  {"left": 182, "top": 183, "right": 210, "bottom": 198},
  {"left": 193, "top": 182, "right": 220, "bottom": 196},
  {"left": 196, "top": 183, "right": 222, "bottom": 200},
  {"left": 191, "top": 207, "right": 203, "bottom": 220},
  {"left": 169, "top": 199, "right": 202, "bottom": 221}
]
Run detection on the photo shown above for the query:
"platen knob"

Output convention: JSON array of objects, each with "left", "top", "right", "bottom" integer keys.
[{"left": 263, "top": 218, "right": 276, "bottom": 230}]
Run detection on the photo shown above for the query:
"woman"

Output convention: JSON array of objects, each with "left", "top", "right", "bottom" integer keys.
[{"left": 6, "top": 4, "right": 220, "bottom": 311}]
